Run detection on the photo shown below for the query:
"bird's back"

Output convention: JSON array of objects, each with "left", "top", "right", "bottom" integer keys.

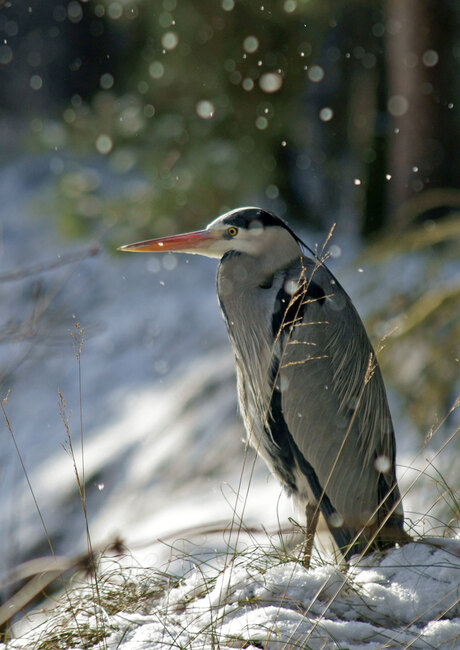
[{"left": 217, "top": 250, "right": 406, "bottom": 558}]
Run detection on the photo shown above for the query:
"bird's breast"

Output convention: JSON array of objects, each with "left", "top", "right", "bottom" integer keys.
[{"left": 217, "top": 258, "right": 297, "bottom": 445}]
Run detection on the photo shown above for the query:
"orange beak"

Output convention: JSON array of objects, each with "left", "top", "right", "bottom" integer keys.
[{"left": 118, "top": 229, "right": 215, "bottom": 254}]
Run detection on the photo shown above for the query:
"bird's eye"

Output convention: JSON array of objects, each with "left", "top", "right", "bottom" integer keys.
[{"left": 227, "top": 226, "right": 238, "bottom": 237}]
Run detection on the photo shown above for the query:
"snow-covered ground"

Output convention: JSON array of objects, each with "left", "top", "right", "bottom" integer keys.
[
  {"left": 1, "top": 154, "right": 459, "bottom": 647},
  {"left": 66, "top": 539, "right": 460, "bottom": 649},
  {"left": 3, "top": 540, "right": 460, "bottom": 649}
]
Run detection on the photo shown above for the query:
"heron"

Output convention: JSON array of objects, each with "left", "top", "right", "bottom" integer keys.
[{"left": 119, "top": 207, "right": 408, "bottom": 563}]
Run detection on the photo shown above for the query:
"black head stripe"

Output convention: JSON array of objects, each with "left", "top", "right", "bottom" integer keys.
[
  {"left": 223, "top": 208, "right": 284, "bottom": 229},
  {"left": 223, "top": 208, "right": 297, "bottom": 234}
]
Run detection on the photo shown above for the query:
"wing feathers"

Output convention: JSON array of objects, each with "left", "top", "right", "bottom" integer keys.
[{"left": 276, "top": 258, "right": 404, "bottom": 551}]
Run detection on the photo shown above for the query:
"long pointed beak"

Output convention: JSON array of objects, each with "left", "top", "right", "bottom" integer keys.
[{"left": 118, "top": 229, "right": 215, "bottom": 254}]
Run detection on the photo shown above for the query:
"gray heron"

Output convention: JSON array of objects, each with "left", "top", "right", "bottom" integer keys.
[{"left": 119, "top": 207, "right": 408, "bottom": 562}]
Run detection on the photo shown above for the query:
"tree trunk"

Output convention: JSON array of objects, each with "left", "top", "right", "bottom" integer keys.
[{"left": 385, "top": 0, "right": 456, "bottom": 229}]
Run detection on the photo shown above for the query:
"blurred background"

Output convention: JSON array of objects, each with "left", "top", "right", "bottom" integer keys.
[
  {"left": 0, "top": 0, "right": 459, "bottom": 613},
  {"left": 2, "top": 0, "right": 460, "bottom": 234}
]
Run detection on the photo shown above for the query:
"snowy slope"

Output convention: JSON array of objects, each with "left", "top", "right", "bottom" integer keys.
[{"left": 0, "top": 155, "right": 293, "bottom": 576}]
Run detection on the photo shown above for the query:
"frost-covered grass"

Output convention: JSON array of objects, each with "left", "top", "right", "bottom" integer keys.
[{"left": 2, "top": 537, "right": 460, "bottom": 649}]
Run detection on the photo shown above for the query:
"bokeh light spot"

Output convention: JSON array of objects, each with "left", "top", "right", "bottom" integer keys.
[
  {"left": 149, "top": 61, "right": 165, "bottom": 79},
  {"left": 259, "top": 72, "right": 283, "bottom": 93},
  {"left": 255, "top": 116, "right": 268, "bottom": 130},
  {"left": 319, "top": 107, "right": 333, "bottom": 122},
  {"left": 308, "top": 65, "right": 324, "bottom": 82},
  {"left": 162, "top": 31, "right": 179, "bottom": 50},
  {"left": 422, "top": 49, "right": 439, "bottom": 67},
  {"left": 96, "top": 134, "right": 113, "bottom": 154},
  {"left": 387, "top": 95, "right": 409, "bottom": 116},
  {"left": 100, "top": 73, "right": 114, "bottom": 90},
  {"left": 243, "top": 36, "right": 259, "bottom": 54},
  {"left": 30, "top": 75, "right": 43, "bottom": 91},
  {"left": 196, "top": 100, "right": 215, "bottom": 119}
]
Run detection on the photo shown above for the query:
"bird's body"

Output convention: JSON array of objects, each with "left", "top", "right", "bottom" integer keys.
[{"left": 120, "top": 207, "right": 407, "bottom": 561}]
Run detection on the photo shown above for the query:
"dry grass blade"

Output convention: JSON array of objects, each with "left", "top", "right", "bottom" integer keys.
[
  {"left": 0, "top": 542, "right": 122, "bottom": 628},
  {"left": 1, "top": 396, "right": 55, "bottom": 560},
  {"left": 0, "top": 246, "right": 99, "bottom": 283},
  {"left": 385, "top": 285, "right": 460, "bottom": 341}
]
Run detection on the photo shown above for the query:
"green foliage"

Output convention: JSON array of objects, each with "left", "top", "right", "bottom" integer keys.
[{"left": 55, "top": 0, "right": 368, "bottom": 237}]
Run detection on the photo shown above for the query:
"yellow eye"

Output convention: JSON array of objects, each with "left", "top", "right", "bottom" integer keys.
[{"left": 227, "top": 226, "right": 238, "bottom": 237}]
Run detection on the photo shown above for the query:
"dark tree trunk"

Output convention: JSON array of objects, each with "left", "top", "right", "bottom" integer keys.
[{"left": 385, "top": 0, "right": 458, "bottom": 229}]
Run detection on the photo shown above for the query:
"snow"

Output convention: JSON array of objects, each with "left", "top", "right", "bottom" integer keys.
[
  {"left": 3, "top": 541, "right": 459, "bottom": 649},
  {"left": 95, "top": 541, "right": 460, "bottom": 648},
  {"left": 1, "top": 155, "right": 459, "bottom": 648}
]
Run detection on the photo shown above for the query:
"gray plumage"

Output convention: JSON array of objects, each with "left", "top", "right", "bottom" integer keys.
[{"left": 120, "top": 206, "right": 407, "bottom": 561}]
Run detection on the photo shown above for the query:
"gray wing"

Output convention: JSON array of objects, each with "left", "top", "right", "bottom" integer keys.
[{"left": 273, "top": 257, "right": 403, "bottom": 545}]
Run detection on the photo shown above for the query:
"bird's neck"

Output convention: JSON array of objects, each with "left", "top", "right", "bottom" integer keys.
[
  {"left": 218, "top": 250, "right": 299, "bottom": 294},
  {"left": 219, "top": 229, "right": 302, "bottom": 290}
]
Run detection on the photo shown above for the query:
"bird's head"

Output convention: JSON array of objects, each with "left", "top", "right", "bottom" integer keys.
[{"left": 118, "top": 207, "right": 302, "bottom": 262}]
